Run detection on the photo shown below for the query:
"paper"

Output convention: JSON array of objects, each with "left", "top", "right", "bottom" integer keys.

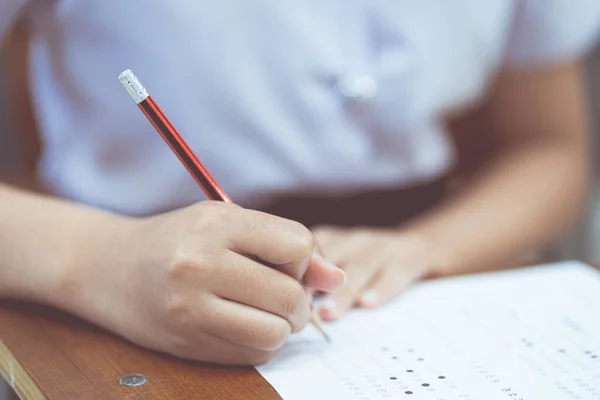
[{"left": 256, "top": 261, "right": 600, "bottom": 399}]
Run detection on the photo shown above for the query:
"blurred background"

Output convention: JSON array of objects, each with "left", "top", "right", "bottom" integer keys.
[{"left": 1, "top": 25, "right": 600, "bottom": 264}]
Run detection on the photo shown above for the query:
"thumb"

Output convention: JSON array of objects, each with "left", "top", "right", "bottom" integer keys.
[{"left": 303, "top": 251, "right": 346, "bottom": 293}]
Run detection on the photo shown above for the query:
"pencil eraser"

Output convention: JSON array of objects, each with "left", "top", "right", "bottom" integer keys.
[{"left": 118, "top": 69, "right": 149, "bottom": 104}]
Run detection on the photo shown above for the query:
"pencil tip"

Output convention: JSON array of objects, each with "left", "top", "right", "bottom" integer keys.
[{"left": 309, "top": 306, "right": 332, "bottom": 343}]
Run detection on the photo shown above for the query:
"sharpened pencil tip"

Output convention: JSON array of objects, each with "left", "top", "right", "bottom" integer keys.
[
  {"left": 310, "top": 309, "right": 331, "bottom": 343},
  {"left": 118, "top": 69, "right": 149, "bottom": 104}
]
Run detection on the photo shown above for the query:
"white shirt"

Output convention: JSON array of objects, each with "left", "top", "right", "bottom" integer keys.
[{"left": 2, "top": 0, "right": 600, "bottom": 215}]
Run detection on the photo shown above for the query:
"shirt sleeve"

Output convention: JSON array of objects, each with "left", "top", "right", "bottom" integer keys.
[
  {"left": 503, "top": 0, "right": 600, "bottom": 68},
  {"left": 0, "top": 0, "right": 28, "bottom": 41}
]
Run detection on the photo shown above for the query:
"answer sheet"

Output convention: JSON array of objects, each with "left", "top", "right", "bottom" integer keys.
[{"left": 256, "top": 261, "right": 600, "bottom": 399}]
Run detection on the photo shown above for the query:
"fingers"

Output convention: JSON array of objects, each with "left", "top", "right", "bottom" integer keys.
[
  {"left": 229, "top": 209, "right": 316, "bottom": 280},
  {"left": 303, "top": 252, "right": 346, "bottom": 293},
  {"left": 354, "top": 235, "right": 432, "bottom": 308},
  {"left": 318, "top": 261, "right": 374, "bottom": 321},
  {"left": 316, "top": 238, "right": 377, "bottom": 321},
  {"left": 312, "top": 226, "right": 342, "bottom": 251},
  {"left": 313, "top": 227, "right": 420, "bottom": 320},
  {"left": 355, "top": 266, "right": 419, "bottom": 308},
  {"left": 206, "top": 298, "right": 293, "bottom": 351},
  {"left": 312, "top": 226, "right": 356, "bottom": 264},
  {"left": 168, "top": 294, "right": 292, "bottom": 353},
  {"left": 210, "top": 251, "right": 312, "bottom": 332},
  {"left": 314, "top": 227, "right": 375, "bottom": 273},
  {"left": 312, "top": 229, "right": 371, "bottom": 320},
  {"left": 227, "top": 210, "right": 345, "bottom": 292},
  {"left": 168, "top": 331, "right": 277, "bottom": 366}
]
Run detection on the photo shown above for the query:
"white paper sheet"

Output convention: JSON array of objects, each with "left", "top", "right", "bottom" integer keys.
[{"left": 256, "top": 261, "right": 600, "bottom": 400}]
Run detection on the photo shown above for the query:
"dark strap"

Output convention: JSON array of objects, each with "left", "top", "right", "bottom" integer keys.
[{"left": 259, "top": 177, "right": 449, "bottom": 229}]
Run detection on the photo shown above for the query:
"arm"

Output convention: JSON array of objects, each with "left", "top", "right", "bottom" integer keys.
[
  {"left": 0, "top": 181, "right": 345, "bottom": 364},
  {"left": 313, "top": 60, "right": 593, "bottom": 320},
  {"left": 412, "top": 60, "right": 591, "bottom": 277},
  {"left": 0, "top": 183, "right": 126, "bottom": 306}
]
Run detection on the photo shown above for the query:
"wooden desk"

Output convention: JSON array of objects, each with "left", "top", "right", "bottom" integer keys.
[{"left": 0, "top": 302, "right": 281, "bottom": 400}]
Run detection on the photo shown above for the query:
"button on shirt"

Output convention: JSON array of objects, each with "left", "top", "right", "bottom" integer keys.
[{"left": 1, "top": 0, "right": 600, "bottom": 215}]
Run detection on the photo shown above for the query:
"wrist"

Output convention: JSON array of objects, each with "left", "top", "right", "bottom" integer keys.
[
  {"left": 46, "top": 210, "right": 137, "bottom": 315},
  {"left": 395, "top": 222, "right": 459, "bottom": 279}
]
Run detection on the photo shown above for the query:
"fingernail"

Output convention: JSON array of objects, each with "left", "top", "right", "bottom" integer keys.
[
  {"left": 323, "top": 260, "right": 346, "bottom": 281},
  {"left": 319, "top": 299, "right": 338, "bottom": 319},
  {"left": 359, "top": 291, "right": 379, "bottom": 308},
  {"left": 324, "top": 259, "right": 340, "bottom": 270},
  {"left": 336, "top": 268, "right": 347, "bottom": 285}
]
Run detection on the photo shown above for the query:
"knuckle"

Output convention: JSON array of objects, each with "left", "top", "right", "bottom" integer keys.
[
  {"left": 168, "top": 246, "right": 223, "bottom": 284},
  {"left": 278, "top": 283, "right": 306, "bottom": 317},
  {"left": 288, "top": 221, "right": 315, "bottom": 256},
  {"left": 164, "top": 294, "right": 211, "bottom": 336},
  {"left": 195, "top": 201, "right": 235, "bottom": 231},
  {"left": 164, "top": 295, "right": 197, "bottom": 333},
  {"left": 167, "top": 252, "right": 205, "bottom": 282}
]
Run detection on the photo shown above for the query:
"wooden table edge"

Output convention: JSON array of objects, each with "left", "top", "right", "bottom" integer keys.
[{"left": 0, "top": 340, "right": 46, "bottom": 400}]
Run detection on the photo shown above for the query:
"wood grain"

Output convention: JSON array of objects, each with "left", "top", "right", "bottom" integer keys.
[
  {"left": 0, "top": 302, "right": 282, "bottom": 400},
  {"left": 0, "top": 341, "right": 45, "bottom": 400}
]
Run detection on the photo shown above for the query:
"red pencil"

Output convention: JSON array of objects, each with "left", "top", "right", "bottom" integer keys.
[
  {"left": 118, "top": 69, "right": 330, "bottom": 342},
  {"left": 118, "top": 69, "right": 231, "bottom": 203}
]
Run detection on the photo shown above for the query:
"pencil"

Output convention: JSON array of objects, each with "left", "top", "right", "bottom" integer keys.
[{"left": 118, "top": 69, "right": 330, "bottom": 342}]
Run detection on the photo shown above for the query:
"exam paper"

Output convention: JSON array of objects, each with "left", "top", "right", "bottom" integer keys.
[{"left": 256, "top": 261, "right": 600, "bottom": 400}]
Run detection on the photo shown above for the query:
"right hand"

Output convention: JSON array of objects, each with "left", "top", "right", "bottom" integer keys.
[{"left": 62, "top": 201, "right": 345, "bottom": 365}]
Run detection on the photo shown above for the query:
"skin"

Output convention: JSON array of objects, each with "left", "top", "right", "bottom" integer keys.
[
  {"left": 0, "top": 188, "right": 345, "bottom": 365},
  {"left": 313, "top": 61, "right": 592, "bottom": 321},
  {"left": 0, "top": 59, "right": 591, "bottom": 364}
]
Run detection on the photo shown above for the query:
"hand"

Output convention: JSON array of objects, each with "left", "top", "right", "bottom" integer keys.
[
  {"left": 312, "top": 226, "right": 437, "bottom": 321},
  {"left": 63, "top": 201, "right": 345, "bottom": 365}
]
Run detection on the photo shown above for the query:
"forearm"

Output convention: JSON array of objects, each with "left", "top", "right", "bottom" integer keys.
[
  {"left": 407, "top": 138, "right": 590, "bottom": 277},
  {"left": 0, "top": 183, "right": 127, "bottom": 306}
]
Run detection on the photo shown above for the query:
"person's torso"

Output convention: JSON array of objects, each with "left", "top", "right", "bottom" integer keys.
[{"left": 27, "top": 0, "right": 516, "bottom": 215}]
